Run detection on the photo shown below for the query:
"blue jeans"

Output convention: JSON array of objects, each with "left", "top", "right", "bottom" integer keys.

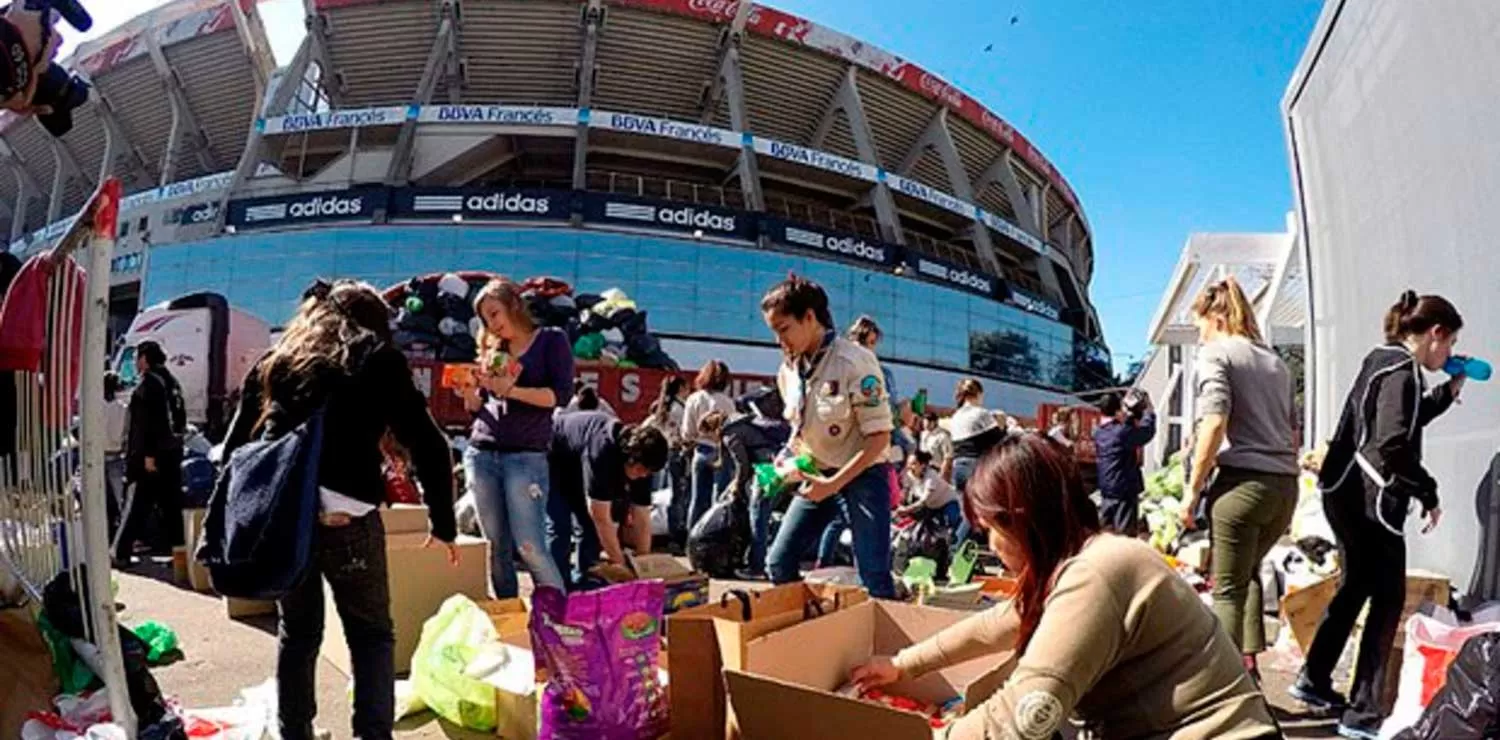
[
  {"left": 747, "top": 483, "right": 776, "bottom": 573},
  {"left": 463, "top": 448, "right": 565, "bottom": 598},
  {"left": 767, "top": 464, "right": 896, "bottom": 599},
  {"left": 816, "top": 513, "right": 847, "bottom": 566},
  {"left": 545, "top": 465, "right": 603, "bottom": 589},
  {"left": 688, "top": 444, "right": 731, "bottom": 531},
  {"left": 951, "top": 456, "right": 980, "bottom": 546}
]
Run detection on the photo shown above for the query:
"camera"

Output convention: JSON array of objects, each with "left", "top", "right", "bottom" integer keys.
[{"left": 0, "top": 0, "right": 93, "bottom": 137}]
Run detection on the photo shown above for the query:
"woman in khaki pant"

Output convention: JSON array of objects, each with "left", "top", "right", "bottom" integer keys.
[{"left": 1180, "top": 277, "right": 1301, "bottom": 680}]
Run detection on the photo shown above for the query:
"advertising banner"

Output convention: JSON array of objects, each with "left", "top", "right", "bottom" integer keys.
[
  {"left": 1006, "top": 287, "right": 1063, "bottom": 321},
  {"left": 588, "top": 110, "right": 741, "bottom": 149},
  {"left": 579, "top": 193, "right": 755, "bottom": 241},
  {"left": 752, "top": 137, "right": 879, "bottom": 183},
  {"left": 226, "top": 187, "right": 387, "bottom": 230},
  {"left": 416, "top": 105, "right": 578, "bottom": 127},
  {"left": 761, "top": 218, "right": 894, "bottom": 267},
  {"left": 259, "top": 106, "right": 411, "bottom": 135},
  {"left": 885, "top": 174, "right": 978, "bottom": 220},
  {"left": 978, "top": 210, "right": 1044, "bottom": 253},
  {"left": 388, "top": 187, "right": 573, "bottom": 221},
  {"left": 910, "top": 254, "right": 1001, "bottom": 299},
  {"left": 177, "top": 202, "right": 222, "bottom": 226}
]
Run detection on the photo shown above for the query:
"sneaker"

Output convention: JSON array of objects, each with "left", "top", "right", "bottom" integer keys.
[
  {"left": 1336, "top": 722, "right": 1379, "bottom": 740},
  {"left": 1288, "top": 675, "right": 1348, "bottom": 712},
  {"left": 733, "top": 568, "right": 768, "bottom": 582}
]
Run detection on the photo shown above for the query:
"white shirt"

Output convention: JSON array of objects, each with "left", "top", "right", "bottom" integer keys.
[
  {"left": 920, "top": 427, "right": 953, "bottom": 468},
  {"left": 904, "top": 469, "right": 958, "bottom": 510},
  {"left": 681, "top": 390, "right": 735, "bottom": 447},
  {"left": 948, "top": 403, "right": 1000, "bottom": 443}
]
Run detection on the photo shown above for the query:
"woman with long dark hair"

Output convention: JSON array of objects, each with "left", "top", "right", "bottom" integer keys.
[
  {"left": 1180, "top": 277, "right": 1299, "bottom": 680},
  {"left": 461, "top": 278, "right": 569, "bottom": 595},
  {"left": 1291, "top": 292, "right": 1466, "bottom": 739},
  {"left": 852, "top": 434, "right": 1277, "bottom": 739},
  {"left": 681, "top": 359, "right": 735, "bottom": 528},
  {"left": 222, "top": 280, "right": 457, "bottom": 740}
]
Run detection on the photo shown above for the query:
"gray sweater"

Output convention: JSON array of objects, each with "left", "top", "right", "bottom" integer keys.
[{"left": 1194, "top": 336, "right": 1299, "bottom": 476}]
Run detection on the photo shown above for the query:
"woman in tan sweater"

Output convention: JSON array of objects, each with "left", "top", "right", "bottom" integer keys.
[{"left": 851, "top": 434, "right": 1280, "bottom": 739}]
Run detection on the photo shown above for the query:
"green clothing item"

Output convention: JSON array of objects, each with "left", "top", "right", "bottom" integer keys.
[{"left": 1209, "top": 466, "right": 1298, "bottom": 654}]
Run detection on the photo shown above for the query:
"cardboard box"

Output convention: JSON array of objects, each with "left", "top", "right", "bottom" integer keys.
[
  {"left": 725, "top": 600, "right": 1012, "bottom": 739},
  {"left": 182, "top": 508, "right": 213, "bottom": 593},
  {"left": 381, "top": 504, "right": 432, "bottom": 536},
  {"left": 321, "top": 533, "right": 490, "bottom": 675},
  {"left": 667, "top": 582, "right": 868, "bottom": 740},
  {"left": 225, "top": 597, "right": 276, "bottom": 619},
  {"left": 1280, "top": 573, "right": 1340, "bottom": 655},
  {"left": 631, "top": 554, "right": 709, "bottom": 614}
]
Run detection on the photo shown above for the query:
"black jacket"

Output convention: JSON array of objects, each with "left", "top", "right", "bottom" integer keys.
[
  {"left": 1319, "top": 344, "right": 1455, "bottom": 534},
  {"left": 126, "top": 366, "right": 187, "bottom": 477},
  {"left": 1093, "top": 411, "right": 1157, "bottom": 500},
  {"left": 223, "top": 341, "right": 457, "bottom": 541},
  {"left": 721, "top": 413, "right": 791, "bottom": 500}
]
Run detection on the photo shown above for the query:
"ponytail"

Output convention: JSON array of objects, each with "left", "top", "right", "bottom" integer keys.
[
  {"left": 1191, "top": 276, "right": 1264, "bottom": 344},
  {"left": 1384, "top": 290, "right": 1463, "bottom": 343}
]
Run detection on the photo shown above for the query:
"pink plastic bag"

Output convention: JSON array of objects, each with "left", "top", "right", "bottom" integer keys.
[{"left": 530, "top": 582, "right": 668, "bottom": 739}]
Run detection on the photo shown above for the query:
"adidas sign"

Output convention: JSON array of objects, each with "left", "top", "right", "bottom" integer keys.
[
  {"left": 465, "top": 193, "right": 552, "bottom": 215},
  {"left": 288, "top": 195, "right": 365, "bottom": 219},
  {"left": 918, "top": 259, "right": 993, "bottom": 295},
  {"left": 824, "top": 235, "right": 885, "bottom": 263},
  {"left": 657, "top": 206, "right": 736, "bottom": 232}
]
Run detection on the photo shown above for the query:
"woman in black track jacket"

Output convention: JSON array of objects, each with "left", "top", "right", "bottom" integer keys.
[{"left": 1291, "top": 291, "right": 1467, "bottom": 739}]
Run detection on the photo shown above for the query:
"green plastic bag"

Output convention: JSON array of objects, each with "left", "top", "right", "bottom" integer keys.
[
  {"left": 37, "top": 613, "right": 95, "bottom": 694},
  {"left": 411, "top": 595, "right": 507, "bottom": 732},
  {"left": 754, "top": 452, "right": 818, "bottom": 498},
  {"left": 572, "top": 333, "right": 605, "bottom": 360},
  {"left": 131, "top": 621, "right": 179, "bottom": 665},
  {"left": 947, "top": 540, "right": 980, "bottom": 585}
]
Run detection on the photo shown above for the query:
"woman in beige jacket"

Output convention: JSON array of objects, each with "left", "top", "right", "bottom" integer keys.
[{"left": 852, "top": 434, "right": 1280, "bottom": 739}]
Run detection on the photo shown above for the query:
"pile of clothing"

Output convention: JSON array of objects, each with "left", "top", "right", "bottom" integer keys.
[{"left": 389, "top": 274, "right": 678, "bottom": 370}]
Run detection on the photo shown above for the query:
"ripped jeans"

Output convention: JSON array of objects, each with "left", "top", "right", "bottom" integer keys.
[{"left": 463, "top": 447, "right": 566, "bottom": 598}]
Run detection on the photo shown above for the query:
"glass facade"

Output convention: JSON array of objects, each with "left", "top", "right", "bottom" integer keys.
[{"left": 143, "top": 226, "right": 1096, "bottom": 392}]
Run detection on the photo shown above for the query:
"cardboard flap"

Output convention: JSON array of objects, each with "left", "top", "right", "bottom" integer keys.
[
  {"left": 725, "top": 670, "right": 934, "bottom": 740},
  {"left": 744, "top": 601, "right": 876, "bottom": 690},
  {"left": 632, "top": 553, "right": 693, "bottom": 579},
  {"left": 380, "top": 504, "right": 430, "bottom": 535}
]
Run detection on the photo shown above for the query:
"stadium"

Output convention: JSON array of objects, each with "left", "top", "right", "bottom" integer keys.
[{"left": 3, "top": 0, "right": 1110, "bottom": 412}]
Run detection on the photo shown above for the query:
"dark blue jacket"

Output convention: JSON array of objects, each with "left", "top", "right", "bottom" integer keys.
[{"left": 1093, "top": 411, "right": 1157, "bottom": 500}]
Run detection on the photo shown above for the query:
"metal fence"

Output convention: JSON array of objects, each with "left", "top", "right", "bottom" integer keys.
[{"left": 0, "top": 179, "right": 136, "bottom": 735}]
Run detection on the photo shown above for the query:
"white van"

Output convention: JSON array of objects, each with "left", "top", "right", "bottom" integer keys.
[{"left": 114, "top": 293, "right": 271, "bottom": 439}]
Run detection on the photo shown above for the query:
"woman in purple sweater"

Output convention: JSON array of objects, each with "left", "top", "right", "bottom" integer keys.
[{"left": 461, "top": 278, "right": 571, "bottom": 597}]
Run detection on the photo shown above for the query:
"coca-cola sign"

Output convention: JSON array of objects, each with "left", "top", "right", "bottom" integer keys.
[
  {"left": 686, "top": 0, "right": 740, "bottom": 21},
  {"left": 918, "top": 72, "right": 965, "bottom": 109}
]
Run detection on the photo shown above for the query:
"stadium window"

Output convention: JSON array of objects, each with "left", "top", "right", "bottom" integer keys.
[
  {"left": 119, "top": 220, "right": 131, "bottom": 238},
  {"left": 138, "top": 216, "right": 149, "bottom": 232},
  {"left": 1168, "top": 344, "right": 1182, "bottom": 371}
]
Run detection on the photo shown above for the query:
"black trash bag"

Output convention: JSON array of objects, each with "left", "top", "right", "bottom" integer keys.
[
  {"left": 396, "top": 309, "right": 440, "bottom": 336},
  {"left": 437, "top": 293, "right": 473, "bottom": 325},
  {"left": 579, "top": 310, "right": 614, "bottom": 335},
  {"left": 891, "top": 510, "right": 952, "bottom": 581},
  {"left": 405, "top": 277, "right": 440, "bottom": 312},
  {"left": 42, "top": 567, "right": 168, "bottom": 726},
  {"left": 1395, "top": 633, "right": 1500, "bottom": 740},
  {"left": 687, "top": 495, "right": 747, "bottom": 578},
  {"left": 613, "top": 308, "right": 647, "bottom": 337},
  {"left": 180, "top": 455, "right": 216, "bottom": 509}
]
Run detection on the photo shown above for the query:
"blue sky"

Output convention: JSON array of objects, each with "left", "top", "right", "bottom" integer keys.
[
  {"left": 772, "top": 0, "right": 1323, "bottom": 372},
  {"left": 90, "top": 0, "right": 1322, "bottom": 373}
]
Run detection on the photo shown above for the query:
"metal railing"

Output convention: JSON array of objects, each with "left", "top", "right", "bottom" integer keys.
[{"left": 0, "top": 179, "right": 135, "bottom": 735}]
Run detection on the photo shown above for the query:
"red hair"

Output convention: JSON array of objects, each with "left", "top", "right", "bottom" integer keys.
[{"left": 962, "top": 433, "right": 1101, "bottom": 651}]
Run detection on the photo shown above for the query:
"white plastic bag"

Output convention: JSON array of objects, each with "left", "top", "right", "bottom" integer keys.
[{"left": 1381, "top": 611, "right": 1500, "bottom": 738}]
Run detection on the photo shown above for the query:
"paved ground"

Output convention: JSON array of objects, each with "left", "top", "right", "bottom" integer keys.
[{"left": 113, "top": 558, "right": 1341, "bottom": 739}]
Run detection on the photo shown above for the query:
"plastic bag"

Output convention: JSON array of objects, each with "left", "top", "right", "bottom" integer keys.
[
  {"left": 410, "top": 595, "right": 505, "bottom": 731},
  {"left": 1393, "top": 633, "right": 1500, "bottom": 739},
  {"left": 687, "top": 496, "right": 745, "bottom": 578},
  {"left": 531, "top": 583, "right": 667, "bottom": 739},
  {"left": 1385, "top": 612, "right": 1500, "bottom": 734},
  {"left": 130, "top": 621, "right": 179, "bottom": 665}
]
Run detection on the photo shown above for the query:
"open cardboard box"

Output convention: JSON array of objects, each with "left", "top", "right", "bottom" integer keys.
[
  {"left": 725, "top": 600, "right": 1014, "bottom": 739},
  {"left": 630, "top": 553, "right": 710, "bottom": 613}
]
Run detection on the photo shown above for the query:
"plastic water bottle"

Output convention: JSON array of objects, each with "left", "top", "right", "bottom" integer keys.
[{"left": 1444, "top": 355, "right": 1492, "bottom": 381}]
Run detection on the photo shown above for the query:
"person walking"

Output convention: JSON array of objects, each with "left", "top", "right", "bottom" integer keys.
[
  {"left": 1178, "top": 277, "right": 1300, "bottom": 681},
  {"left": 102, "top": 372, "right": 129, "bottom": 538},
  {"left": 1290, "top": 292, "right": 1466, "bottom": 739},
  {"left": 221, "top": 279, "right": 458, "bottom": 740},
  {"left": 760, "top": 275, "right": 896, "bottom": 598},
  {"left": 681, "top": 359, "right": 736, "bottom": 529},
  {"left": 850, "top": 434, "right": 1279, "bottom": 740},
  {"left": 1092, "top": 391, "right": 1157, "bottom": 536},
  {"left": 949, "top": 379, "right": 1007, "bottom": 545},
  {"left": 115, "top": 340, "right": 187, "bottom": 561},
  {"left": 460, "top": 278, "right": 569, "bottom": 598}
]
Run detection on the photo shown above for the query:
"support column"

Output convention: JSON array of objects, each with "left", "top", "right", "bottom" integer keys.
[
  {"left": 811, "top": 66, "right": 903, "bottom": 245},
  {"left": 216, "top": 36, "right": 314, "bottom": 232},
  {"left": 160, "top": 94, "right": 183, "bottom": 186},
  {"left": 570, "top": 0, "right": 604, "bottom": 193},
  {"left": 897, "top": 107, "right": 999, "bottom": 274},
  {"left": 719, "top": 45, "right": 763, "bottom": 211},
  {"left": 147, "top": 31, "right": 216, "bottom": 172},
  {"left": 92, "top": 94, "right": 152, "bottom": 183},
  {"left": 384, "top": 5, "right": 457, "bottom": 189},
  {"left": 304, "top": 0, "right": 345, "bottom": 107}
]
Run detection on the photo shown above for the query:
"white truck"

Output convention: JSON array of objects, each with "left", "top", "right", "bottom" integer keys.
[{"left": 113, "top": 293, "right": 272, "bottom": 439}]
